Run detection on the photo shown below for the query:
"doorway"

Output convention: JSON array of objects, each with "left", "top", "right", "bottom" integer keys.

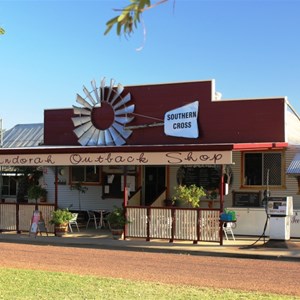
[{"left": 144, "top": 166, "right": 166, "bottom": 206}]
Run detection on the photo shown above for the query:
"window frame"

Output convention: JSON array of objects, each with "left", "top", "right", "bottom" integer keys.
[
  {"left": 1, "top": 175, "right": 17, "bottom": 197},
  {"left": 69, "top": 166, "right": 101, "bottom": 185},
  {"left": 241, "top": 150, "right": 286, "bottom": 189},
  {"left": 101, "top": 166, "right": 138, "bottom": 199}
]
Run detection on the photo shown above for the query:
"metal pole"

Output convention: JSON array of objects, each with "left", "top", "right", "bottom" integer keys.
[
  {"left": 220, "top": 165, "right": 224, "bottom": 212},
  {"left": 219, "top": 165, "right": 224, "bottom": 246},
  {"left": 0, "top": 118, "right": 3, "bottom": 147},
  {"left": 54, "top": 167, "right": 58, "bottom": 209}
]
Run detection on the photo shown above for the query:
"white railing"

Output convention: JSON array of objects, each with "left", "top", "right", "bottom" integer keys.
[
  {"left": 126, "top": 207, "right": 147, "bottom": 237},
  {"left": 126, "top": 207, "right": 221, "bottom": 244},
  {"left": 174, "top": 209, "right": 198, "bottom": 240},
  {"left": 199, "top": 210, "right": 220, "bottom": 241},
  {"left": 0, "top": 203, "right": 55, "bottom": 233},
  {"left": 0, "top": 204, "right": 17, "bottom": 230},
  {"left": 149, "top": 208, "right": 172, "bottom": 239}
]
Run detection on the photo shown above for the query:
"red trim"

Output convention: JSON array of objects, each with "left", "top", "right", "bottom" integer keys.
[
  {"left": 0, "top": 142, "right": 287, "bottom": 156},
  {"left": 233, "top": 142, "right": 288, "bottom": 151}
]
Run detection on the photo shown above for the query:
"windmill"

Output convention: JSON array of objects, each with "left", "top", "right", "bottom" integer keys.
[{"left": 72, "top": 78, "right": 135, "bottom": 146}]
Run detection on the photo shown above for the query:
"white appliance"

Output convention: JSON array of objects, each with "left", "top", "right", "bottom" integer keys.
[{"left": 267, "top": 197, "right": 293, "bottom": 240}]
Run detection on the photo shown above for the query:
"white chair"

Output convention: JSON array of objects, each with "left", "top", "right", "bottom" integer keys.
[
  {"left": 86, "top": 210, "right": 101, "bottom": 229},
  {"left": 223, "top": 222, "right": 236, "bottom": 241},
  {"left": 68, "top": 213, "right": 79, "bottom": 232},
  {"left": 102, "top": 210, "right": 111, "bottom": 229}
]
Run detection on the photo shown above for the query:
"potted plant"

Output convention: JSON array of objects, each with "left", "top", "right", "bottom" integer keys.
[
  {"left": 173, "top": 184, "right": 206, "bottom": 208},
  {"left": 107, "top": 206, "right": 128, "bottom": 239},
  {"left": 49, "top": 209, "right": 73, "bottom": 236},
  {"left": 27, "top": 184, "right": 48, "bottom": 206},
  {"left": 206, "top": 189, "right": 218, "bottom": 209}
]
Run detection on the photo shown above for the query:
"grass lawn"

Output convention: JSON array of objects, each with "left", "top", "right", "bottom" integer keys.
[{"left": 0, "top": 267, "right": 295, "bottom": 300}]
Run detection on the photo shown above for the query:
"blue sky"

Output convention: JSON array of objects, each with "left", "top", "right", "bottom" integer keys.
[{"left": 1, "top": 0, "right": 300, "bottom": 130}]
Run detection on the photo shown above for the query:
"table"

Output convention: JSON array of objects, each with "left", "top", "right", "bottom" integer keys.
[{"left": 93, "top": 209, "right": 110, "bottom": 229}]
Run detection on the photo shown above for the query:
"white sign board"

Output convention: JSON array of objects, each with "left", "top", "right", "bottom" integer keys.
[
  {"left": 0, "top": 150, "right": 232, "bottom": 166},
  {"left": 164, "top": 101, "right": 199, "bottom": 138}
]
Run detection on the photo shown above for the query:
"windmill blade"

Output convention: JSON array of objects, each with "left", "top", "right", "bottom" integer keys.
[
  {"left": 109, "top": 83, "right": 124, "bottom": 105},
  {"left": 83, "top": 85, "right": 97, "bottom": 105},
  {"left": 108, "top": 126, "right": 126, "bottom": 146},
  {"left": 104, "top": 129, "right": 114, "bottom": 146},
  {"left": 113, "top": 93, "right": 131, "bottom": 110},
  {"left": 115, "top": 104, "right": 135, "bottom": 115},
  {"left": 112, "top": 122, "right": 133, "bottom": 139},
  {"left": 91, "top": 79, "right": 100, "bottom": 104},
  {"left": 72, "top": 116, "right": 91, "bottom": 127},
  {"left": 97, "top": 130, "right": 106, "bottom": 146},
  {"left": 78, "top": 126, "right": 96, "bottom": 146},
  {"left": 76, "top": 94, "right": 93, "bottom": 110},
  {"left": 73, "top": 122, "right": 93, "bottom": 138},
  {"left": 114, "top": 116, "right": 134, "bottom": 124},
  {"left": 87, "top": 128, "right": 100, "bottom": 146},
  {"left": 106, "top": 78, "right": 115, "bottom": 102},
  {"left": 100, "top": 77, "right": 106, "bottom": 102},
  {"left": 72, "top": 105, "right": 91, "bottom": 116}
]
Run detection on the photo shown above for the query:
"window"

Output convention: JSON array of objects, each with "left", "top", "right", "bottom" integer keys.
[
  {"left": 1, "top": 176, "right": 17, "bottom": 196},
  {"left": 70, "top": 166, "right": 100, "bottom": 184},
  {"left": 102, "top": 166, "right": 138, "bottom": 199},
  {"left": 243, "top": 152, "right": 283, "bottom": 187}
]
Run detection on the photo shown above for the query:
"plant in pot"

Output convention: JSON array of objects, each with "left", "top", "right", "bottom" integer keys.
[
  {"left": 206, "top": 189, "right": 218, "bottom": 209},
  {"left": 27, "top": 184, "right": 48, "bottom": 207},
  {"left": 107, "top": 206, "right": 128, "bottom": 240},
  {"left": 49, "top": 209, "right": 73, "bottom": 237},
  {"left": 173, "top": 184, "right": 206, "bottom": 208}
]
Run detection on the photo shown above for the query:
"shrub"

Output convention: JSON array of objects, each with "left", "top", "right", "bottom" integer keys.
[{"left": 173, "top": 184, "right": 206, "bottom": 208}]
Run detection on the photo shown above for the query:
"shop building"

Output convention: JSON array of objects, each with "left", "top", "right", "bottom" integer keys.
[{"left": 1, "top": 78, "right": 300, "bottom": 237}]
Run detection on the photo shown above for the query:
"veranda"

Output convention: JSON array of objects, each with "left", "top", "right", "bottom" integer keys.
[{"left": 0, "top": 203, "right": 222, "bottom": 244}]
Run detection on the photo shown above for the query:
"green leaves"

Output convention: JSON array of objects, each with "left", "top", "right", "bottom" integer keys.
[
  {"left": 104, "top": 0, "right": 151, "bottom": 36},
  {"left": 0, "top": 27, "right": 5, "bottom": 35},
  {"left": 173, "top": 184, "right": 206, "bottom": 208}
]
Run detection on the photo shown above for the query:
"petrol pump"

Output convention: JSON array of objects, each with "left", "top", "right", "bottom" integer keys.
[{"left": 267, "top": 197, "right": 293, "bottom": 240}]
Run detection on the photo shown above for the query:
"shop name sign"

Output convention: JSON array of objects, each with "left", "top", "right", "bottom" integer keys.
[
  {"left": 164, "top": 101, "right": 199, "bottom": 138},
  {"left": 0, "top": 150, "right": 232, "bottom": 166}
]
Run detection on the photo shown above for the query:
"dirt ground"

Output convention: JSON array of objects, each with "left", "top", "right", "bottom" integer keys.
[{"left": 0, "top": 242, "right": 299, "bottom": 297}]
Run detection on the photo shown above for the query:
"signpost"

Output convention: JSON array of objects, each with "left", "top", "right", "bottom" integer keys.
[{"left": 29, "top": 210, "right": 48, "bottom": 237}]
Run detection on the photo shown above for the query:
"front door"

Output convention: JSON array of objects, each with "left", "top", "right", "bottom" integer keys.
[{"left": 144, "top": 166, "right": 166, "bottom": 206}]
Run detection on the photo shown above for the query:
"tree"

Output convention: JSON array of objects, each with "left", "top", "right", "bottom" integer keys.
[
  {"left": 104, "top": 0, "right": 169, "bottom": 37},
  {"left": 70, "top": 182, "right": 88, "bottom": 211}
]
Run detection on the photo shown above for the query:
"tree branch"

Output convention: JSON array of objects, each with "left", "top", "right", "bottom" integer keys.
[{"left": 104, "top": 0, "right": 170, "bottom": 37}]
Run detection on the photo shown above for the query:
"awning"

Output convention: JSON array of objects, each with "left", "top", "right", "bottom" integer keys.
[
  {"left": 0, "top": 142, "right": 288, "bottom": 167},
  {"left": 287, "top": 153, "right": 300, "bottom": 175}
]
